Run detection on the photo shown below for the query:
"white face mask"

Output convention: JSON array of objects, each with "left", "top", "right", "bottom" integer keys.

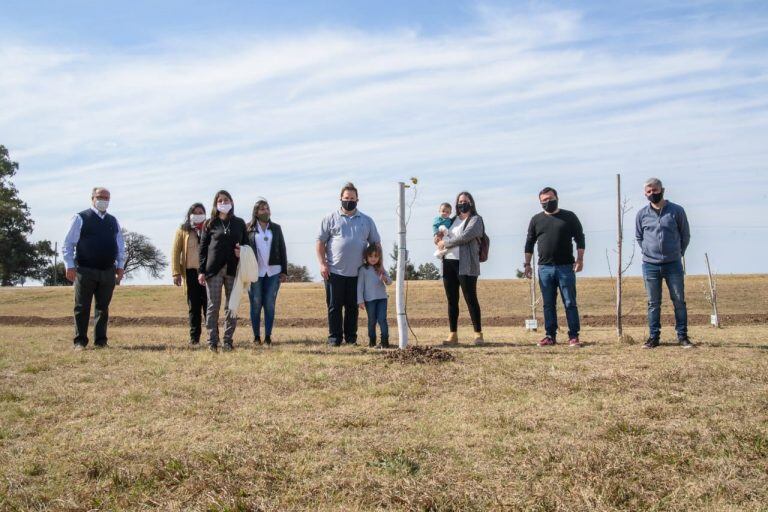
[
  {"left": 190, "top": 213, "right": 206, "bottom": 225},
  {"left": 94, "top": 199, "right": 109, "bottom": 212},
  {"left": 216, "top": 203, "right": 232, "bottom": 214}
]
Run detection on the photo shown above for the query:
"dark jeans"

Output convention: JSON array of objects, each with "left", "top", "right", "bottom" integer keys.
[
  {"left": 442, "top": 259, "right": 482, "bottom": 332},
  {"left": 185, "top": 268, "right": 207, "bottom": 342},
  {"left": 248, "top": 273, "right": 281, "bottom": 338},
  {"left": 325, "top": 273, "right": 358, "bottom": 344},
  {"left": 365, "top": 298, "right": 389, "bottom": 344},
  {"left": 538, "top": 264, "right": 580, "bottom": 339},
  {"left": 642, "top": 260, "right": 688, "bottom": 340},
  {"left": 73, "top": 266, "right": 116, "bottom": 346}
]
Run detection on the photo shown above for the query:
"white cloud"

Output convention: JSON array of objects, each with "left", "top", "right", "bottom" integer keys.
[{"left": 2, "top": 5, "right": 767, "bottom": 282}]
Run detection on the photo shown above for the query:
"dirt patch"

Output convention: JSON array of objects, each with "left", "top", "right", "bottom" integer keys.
[{"left": 383, "top": 345, "right": 456, "bottom": 364}]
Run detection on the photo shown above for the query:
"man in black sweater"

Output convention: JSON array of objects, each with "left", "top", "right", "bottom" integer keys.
[{"left": 524, "top": 187, "right": 585, "bottom": 348}]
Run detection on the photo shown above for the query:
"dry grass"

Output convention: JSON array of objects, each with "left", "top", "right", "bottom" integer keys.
[
  {"left": 1, "top": 279, "right": 767, "bottom": 511},
  {"left": 1, "top": 274, "right": 767, "bottom": 322}
]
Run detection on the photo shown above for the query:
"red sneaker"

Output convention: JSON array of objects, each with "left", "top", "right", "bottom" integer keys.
[
  {"left": 568, "top": 337, "right": 582, "bottom": 348},
  {"left": 538, "top": 336, "right": 556, "bottom": 347}
]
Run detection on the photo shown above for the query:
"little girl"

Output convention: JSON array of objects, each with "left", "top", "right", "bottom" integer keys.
[{"left": 357, "top": 244, "right": 392, "bottom": 348}]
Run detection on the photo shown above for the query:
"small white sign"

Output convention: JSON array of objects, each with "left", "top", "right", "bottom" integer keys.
[
  {"left": 710, "top": 315, "right": 718, "bottom": 326},
  {"left": 525, "top": 319, "right": 538, "bottom": 330}
]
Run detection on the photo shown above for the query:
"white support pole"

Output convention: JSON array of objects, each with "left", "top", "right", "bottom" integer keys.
[{"left": 396, "top": 182, "right": 409, "bottom": 349}]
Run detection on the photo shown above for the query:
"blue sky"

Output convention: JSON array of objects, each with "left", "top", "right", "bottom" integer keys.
[{"left": 1, "top": 0, "right": 767, "bottom": 282}]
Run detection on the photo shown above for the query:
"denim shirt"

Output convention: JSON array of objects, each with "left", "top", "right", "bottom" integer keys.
[{"left": 635, "top": 201, "right": 690, "bottom": 264}]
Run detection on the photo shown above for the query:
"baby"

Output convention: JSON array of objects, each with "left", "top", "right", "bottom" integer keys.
[{"left": 433, "top": 202, "right": 454, "bottom": 259}]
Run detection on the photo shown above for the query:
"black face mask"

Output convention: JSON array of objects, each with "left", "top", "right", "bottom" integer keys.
[
  {"left": 541, "top": 199, "right": 558, "bottom": 213},
  {"left": 647, "top": 191, "right": 664, "bottom": 204},
  {"left": 457, "top": 202, "right": 472, "bottom": 214},
  {"left": 341, "top": 200, "right": 357, "bottom": 212}
]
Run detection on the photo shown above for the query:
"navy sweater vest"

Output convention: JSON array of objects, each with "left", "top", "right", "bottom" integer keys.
[{"left": 76, "top": 209, "right": 119, "bottom": 270}]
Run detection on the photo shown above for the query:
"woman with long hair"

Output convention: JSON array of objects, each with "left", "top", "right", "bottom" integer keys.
[
  {"left": 246, "top": 198, "right": 288, "bottom": 345},
  {"left": 435, "top": 191, "right": 485, "bottom": 345},
  {"left": 171, "top": 202, "right": 207, "bottom": 345},
  {"left": 198, "top": 190, "right": 248, "bottom": 352}
]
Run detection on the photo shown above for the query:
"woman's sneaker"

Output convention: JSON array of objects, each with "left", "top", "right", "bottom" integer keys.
[
  {"left": 678, "top": 337, "right": 694, "bottom": 349},
  {"left": 568, "top": 337, "right": 582, "bottom": 348},
  {"left": 538, "top": 336, "right": 556, "bottom": 347}
]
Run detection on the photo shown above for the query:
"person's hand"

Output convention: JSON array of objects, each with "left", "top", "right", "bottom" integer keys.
[
  {"left": 198, "top": 274, "right": 207, "bottom": 286},
  {"left": 116, "top": 268, "right": 125, "bottom": 285},
  {"left": 358, "top": 303, "right": 365, "bottom": 310},
  {"left": 379, "top": 273, "right": 389, "bottom": 284},
  {"left": 234, "top": 244, "right": 240, "bottom": 258},
  {"left": 279, "top": 273, "right": 288, "bottom": 283},
  {"left": 320, "top": 262, "right": 330, "bottom": 280},
  {"left": 173, "top": 274, "right": 182, "bottom": 286},
  {"left": 435, "top": 231, "right": 445, "bottom": 242},
  {"left": 573, "top": 260, "right": 584, "bottom": 273},
  {"left": 437, "top": 240, "right": 446, "bottom": 250},
  {"left": 65, "top": 268, "right": 76, "bottom": 283},
  {"left": 524, "top": 264, "right": 532, "bottom": 279}
]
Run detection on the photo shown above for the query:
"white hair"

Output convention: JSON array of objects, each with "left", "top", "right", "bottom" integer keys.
[{"left": 644, "top": 178, "right": 663, "bottom": 189}]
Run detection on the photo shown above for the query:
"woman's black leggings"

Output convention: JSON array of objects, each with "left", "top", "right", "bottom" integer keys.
[{"left": 442, "top": 259, "right": 482, "bottom": 332}]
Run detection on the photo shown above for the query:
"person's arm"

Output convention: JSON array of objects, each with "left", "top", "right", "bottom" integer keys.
[
  {"left": 368, "top": 217, "right": 382, "bottom": 253},
  {"left": 573, "top": 214, "right": 585, "bottom": 272},
  {"left": 443, "top": 216, "right": 484, "bottom": 248},
  {"left": 317, "top": 216, "right": 331, "bottom": 280},
  {"left": 112, "top": 220, "right": 126, "bottom": 284},
  {"left": 198, "top": 223, "right": 210, "bottom": 277},
  {"left": 62, "top": 214, "right": 83, "bottom": 283},
  {"left": 381, "top": 269, "right": 392, "bottom": 286},
  {"left": 523, "top": 217, "right": 536, "bottom": 278},
  {"left": 277, "top": 225, "right": 288, "bottom": 279},
  {"left": 316, "top": 241, "right": 329, "bottom": 280},
  {"left": 635, "top": 210, "right": 644, "bottom": 247},
  {"left": 171, "top": 229, "right": 184, "bottom": 286},
  {"left": 678, "top": 206, "right": 691, "bottom": 256},
  {"left": 357, "top": 269, "right": 365, "bottom": 305}
]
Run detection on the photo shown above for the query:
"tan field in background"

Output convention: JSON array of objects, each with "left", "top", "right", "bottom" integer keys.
[{"left": 1, "top": 276, "right": 767, "bottom": 510}]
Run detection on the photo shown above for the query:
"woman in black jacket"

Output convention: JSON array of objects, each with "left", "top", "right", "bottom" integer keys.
[
  {"left": 198, "top": 190, "right": 248, "bottom": 352},
  {"left": 246, "top": 199, "right": 288, "bottom": 345}
]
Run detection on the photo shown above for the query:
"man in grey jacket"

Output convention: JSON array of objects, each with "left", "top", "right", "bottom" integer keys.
[{"left": 635, "top": 178, "right": 692, "bottom": 349}]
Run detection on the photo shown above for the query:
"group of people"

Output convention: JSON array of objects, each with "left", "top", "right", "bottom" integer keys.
[{"left": 63, "top": 177, "right": 692, "bottom": 351}]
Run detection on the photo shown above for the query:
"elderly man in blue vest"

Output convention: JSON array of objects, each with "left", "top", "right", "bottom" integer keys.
[{"left": 63, "top": 187, "right": 126, "bottom": 350}]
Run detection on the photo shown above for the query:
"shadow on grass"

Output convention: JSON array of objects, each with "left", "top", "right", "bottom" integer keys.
[{"left": 118, "top": 344, "right": 171, "bottom": 351}]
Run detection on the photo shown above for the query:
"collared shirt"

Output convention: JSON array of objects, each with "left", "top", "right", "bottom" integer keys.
[
  {"left": 635, "top": 201, "right": 690, "bottom": 264},
  {"left": 254, "top": 223, "right": 282, "bottom": 277},
  {"left": 62, "top": 207, "right": 126, "bottom": 269},
  {"left": 318, "top": 209, "right": 381, "bottom": 277}
]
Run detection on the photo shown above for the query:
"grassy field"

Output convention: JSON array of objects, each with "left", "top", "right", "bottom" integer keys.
[{"left": 1, "top": 277, "right": 767, "bottom": 511}]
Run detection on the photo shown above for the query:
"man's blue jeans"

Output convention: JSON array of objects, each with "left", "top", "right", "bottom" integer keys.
[
  {"left": 538, "top": 264, "right": 580, "bottom": 339},
  {"left": 642, "top": 260, "right": 687, "bottom": 340},
  {"left": 364, "top": 298, "right": 389, "bottom": 344},
  {"left": 248, "top": 274, "right": 281, "bottom": 338}
]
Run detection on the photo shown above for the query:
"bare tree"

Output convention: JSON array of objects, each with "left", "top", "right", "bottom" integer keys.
[
  {"left": 122, "top": 229, "right": 168, "bottom": 280},
  {"left": 607, "top": 174, "right": 636, "bottom": 341}
]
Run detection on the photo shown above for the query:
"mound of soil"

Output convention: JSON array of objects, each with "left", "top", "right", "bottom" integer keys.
[{"left": 384, "top": 345, "right": 456, "bottom": 364}]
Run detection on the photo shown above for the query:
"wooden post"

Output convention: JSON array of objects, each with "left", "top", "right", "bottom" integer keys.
[
  {"left": 616, "top": 173, "right": 623, "bottom": 338},
  {"left": 705, "top": 252, "right": 720, "bottom": 328}
]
